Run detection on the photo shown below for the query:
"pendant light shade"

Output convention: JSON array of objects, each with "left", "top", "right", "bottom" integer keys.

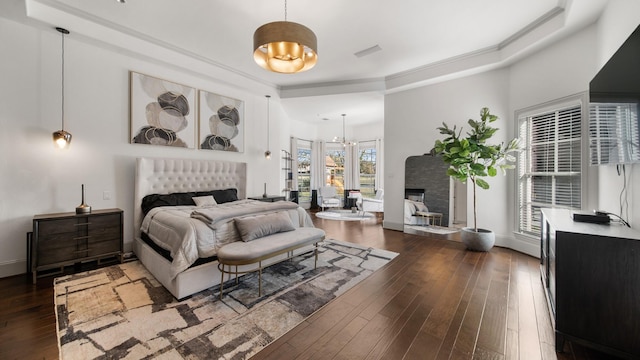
[
  {"left": 264, "top": 95, "right": 271, "bottom": 159},
  {"left": 53, "top": 27, "right": 72, "bottom": 149},
  {"left": 53, "top": 130, "right": 72, "bottom": 148},
  {"left": 253, "top": 1, "right": 317, "bottom": 73}
]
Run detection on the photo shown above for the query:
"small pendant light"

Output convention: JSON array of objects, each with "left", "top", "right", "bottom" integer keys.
[
  {"left": 264, "top": 95, "right": 272, "bottom": 159},
  {"left": 52, "top": 27, "right": 72, "bottom": 149}
]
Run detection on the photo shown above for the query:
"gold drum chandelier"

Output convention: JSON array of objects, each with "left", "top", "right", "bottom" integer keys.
[{"left": 253, "top": 0, "right": 317, "bottom": 73}]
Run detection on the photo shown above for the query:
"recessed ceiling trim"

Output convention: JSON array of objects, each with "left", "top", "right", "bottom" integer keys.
[
  {"left": 384, "top": 4, "right": 567, "bottom": 93},
  {"left": 25, "top": 0, "right": 277, "bottom": 90},
  {"left": 284, "top": 2, "right": 569, "bottom": 97},
  {"left": 280, "top": 77, "right": 385, "bottom": 98},
  {"left": 27, "top": 0, "right": 579, "bottom": 100},
  {"left": 498, "top": 6, "right": 565, "bottom": 49}
]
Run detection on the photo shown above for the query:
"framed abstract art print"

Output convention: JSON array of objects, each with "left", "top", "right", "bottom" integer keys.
[
  {"left": 129, "top": 71, "right": 196, "bottom": 148},
  {"left": 198, "top": 90, "right": 244, "bottom": 152}
]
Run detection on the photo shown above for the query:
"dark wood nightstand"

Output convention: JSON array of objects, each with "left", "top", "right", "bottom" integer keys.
[
  {"left": 31, "top": 208, "right": 123, "bottom": 283},
  {"left": 248, "top": 196, "right": 286, "bottom": 202}
]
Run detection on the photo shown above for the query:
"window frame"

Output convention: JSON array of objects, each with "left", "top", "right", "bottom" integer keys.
[
  {"left": 325, "top": 143, "right": 346, "bottom": 196},
  {"left": 514, "top": 93, "right": 590, "bottom": 238},
  {"left": 358, "top": 140, "right": 377, "bottom": 198},
  {"left": 296, "top": 139, "right": 312, "bottom": 202}
]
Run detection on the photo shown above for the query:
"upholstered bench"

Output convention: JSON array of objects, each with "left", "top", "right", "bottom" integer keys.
[
  {"left": 415, "top": 211, "right": 443, "bottom": 226},
  {"left": 217, "top": 227, "right": 325, "bottom": 299}
]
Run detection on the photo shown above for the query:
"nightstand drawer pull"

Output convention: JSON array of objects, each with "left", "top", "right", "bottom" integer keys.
[
  {"left": 72, "top": 249, "right": 90, "bottom": 253},
  {"left": 73, "top": 236, "right": 91, "bottom": 240},
  {"left": 74, "top": 222, "right": 91, "bottom": 227}
]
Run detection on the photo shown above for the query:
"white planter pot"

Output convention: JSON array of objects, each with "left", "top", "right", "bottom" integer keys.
[{"left": 460, "top": 227, "right": 495, "bottom": 252}]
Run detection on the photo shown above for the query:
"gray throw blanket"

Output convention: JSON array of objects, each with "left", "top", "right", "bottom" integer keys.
[{"left": 191, "top": 200, "right": 299, "bottom": 229}]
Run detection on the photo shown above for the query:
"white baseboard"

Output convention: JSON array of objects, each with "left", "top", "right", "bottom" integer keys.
[
  {"left": 506, "top": 235, "right": 540, "bottom": 258},
  {"left": 0, "top": 259, "right": 28, "bottom": 278},
  {"left": 494, "top": 233, "right": 540, "bottom": 258},
  {"left": 385, "top": 223, "right": 540, "bottom": 258},
  {"left": 383, "top": 220, "right": 404, "bottom": 231}
]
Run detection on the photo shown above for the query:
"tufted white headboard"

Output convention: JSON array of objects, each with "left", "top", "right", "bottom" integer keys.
[{"left": 133, "top": 157, "right": 247, "bottom": 237}]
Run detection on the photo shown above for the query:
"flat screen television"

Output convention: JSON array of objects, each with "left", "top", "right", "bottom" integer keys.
[{"left": 589, "top": 24, "right": 640, "bottom": 165}]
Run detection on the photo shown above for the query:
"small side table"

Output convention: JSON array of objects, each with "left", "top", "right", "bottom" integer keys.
[
  {"left": 347, "top": 192, "right": 361, "bottom": 213},
  {"left": 248, "top": 195, "right": 286, "bottom": 203},
  {"left": 415, "top": 211, "right": 443, "bottom": 226}
]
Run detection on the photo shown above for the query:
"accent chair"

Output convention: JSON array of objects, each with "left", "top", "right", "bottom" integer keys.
[
  {"left": 318, "top": 186, "right": 341, "bottom": 211},
  {"left": 363, "top": 189, "right": 384, "bottom": 212}
]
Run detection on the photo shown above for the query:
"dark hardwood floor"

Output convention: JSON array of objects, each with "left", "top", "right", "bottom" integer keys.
[{"left": 0, "top": 212, "right": 619, "bottom": 359}]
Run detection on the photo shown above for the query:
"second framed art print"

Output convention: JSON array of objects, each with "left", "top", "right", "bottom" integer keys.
[{"left": 199, "top": 90, "right": 244, "bottom": 152}]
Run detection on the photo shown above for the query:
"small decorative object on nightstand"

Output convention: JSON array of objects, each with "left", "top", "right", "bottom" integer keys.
[
  {"left": 75, "top": 183, "right": 91, "bottom": 214},
  {"left": 32, "top": 208, "right": 123, "bottom": 283}
]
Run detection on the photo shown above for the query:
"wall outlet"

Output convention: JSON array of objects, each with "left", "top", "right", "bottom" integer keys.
[{"left": 103, "top": 191, "right": 112, "bottom": 200}]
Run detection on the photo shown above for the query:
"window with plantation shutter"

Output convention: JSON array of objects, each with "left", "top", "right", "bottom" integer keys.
[
  {"left": 589, "top": 103, "right": 640, "bottom": 165},
  {"left": 517, "top": 100, "right": 583, "bottom": 236}
]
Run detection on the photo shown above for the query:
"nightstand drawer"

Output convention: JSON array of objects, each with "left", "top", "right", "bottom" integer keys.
[
  {"left": 88, "top": 237, "right": 121, "bottom": 256},
  {"left": 87, "top": 214, "right": 121, "bottom": 240},
  {"left": 38, "top": 218, "right": 90, "bottom": 236},
  {"left": 37, "top": 237, "right": 83, "bottom": 266}
]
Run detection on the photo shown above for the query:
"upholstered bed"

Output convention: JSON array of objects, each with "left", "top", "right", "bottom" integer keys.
[{"left": 133, "top": 157, "right": 316, "bottom": 299}]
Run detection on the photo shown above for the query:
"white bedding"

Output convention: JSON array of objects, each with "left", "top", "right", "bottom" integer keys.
[{"left": 140, "top": 199, "right": 313, "bottom": 279}]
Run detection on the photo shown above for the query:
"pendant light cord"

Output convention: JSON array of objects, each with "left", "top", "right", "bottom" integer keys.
[
  {"left": 266, "top": 95, "right": 270, "bottom": 150},
  {"left": 284, "top": 0, "right": 287, "bottom": 21},
  {"left": 342, "top": 114, "right": 347, "bottom": 143},
  {"left": 61, "top": 30, "right": 65, "bottom": 131}
]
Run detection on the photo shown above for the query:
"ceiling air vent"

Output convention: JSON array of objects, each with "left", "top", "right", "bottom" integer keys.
[{"left": 354, "top": 45, "right": 382, "bottom": 58}]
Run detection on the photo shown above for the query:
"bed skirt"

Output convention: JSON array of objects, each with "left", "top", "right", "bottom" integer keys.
[{"left": 133, "top": 236, "right": 316, "bottom": 300}]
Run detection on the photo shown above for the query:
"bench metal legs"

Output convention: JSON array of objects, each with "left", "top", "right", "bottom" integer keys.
[
  {"left": 220, "top": 268, "right": 224, "bottom": 300},
  {"left": 218, "top": 243, "right": 321, "bottom": 300},
  {"left": 219, "top": 264, "right": 240, "bottom": 300},
  {"left": 258, "top": 261, "right": 262, "bottom": 296}
]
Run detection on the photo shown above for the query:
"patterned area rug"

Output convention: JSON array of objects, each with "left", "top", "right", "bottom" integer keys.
[
  {"left": 315, "top": 209, "right": 376, "bottom": 221},
  {"left": 54, "top": 240, "right": 398, "bottom": 360}
]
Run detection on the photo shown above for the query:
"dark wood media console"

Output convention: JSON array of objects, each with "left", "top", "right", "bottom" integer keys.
[{"left": 540, "top": 208, "right": 640, "bottom": 359}]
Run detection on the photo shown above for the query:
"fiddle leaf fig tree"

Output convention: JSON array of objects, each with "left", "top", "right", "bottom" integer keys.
[{"left": 433, "top": 107, "right": 520, "bottom": 232}]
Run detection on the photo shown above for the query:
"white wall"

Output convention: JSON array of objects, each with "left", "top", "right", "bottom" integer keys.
[
  {"left": 0, "top": 16, "right": 287, "bottom": 277},
  {"left": 384, "top": 69, "right": 511, "bottom": 241},
  {"left": 353, "top": 121, "right": 384, "bottom": 141},
  {"left": 313, "top": 119, "right": 383, "bottom": 144},
  {"left": 507, "top": 24, "right": 600, "bottom": 255},
  {"left": 508, "top": 25, "right": 598, "bottom": 112}
]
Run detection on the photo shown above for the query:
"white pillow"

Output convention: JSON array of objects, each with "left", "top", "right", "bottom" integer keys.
[
  {"left": 412, "top": 201, "right": 428, "bottom": 212},
  {"left": 192, "top": 195, "right": 217, "bottom": 207}
]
